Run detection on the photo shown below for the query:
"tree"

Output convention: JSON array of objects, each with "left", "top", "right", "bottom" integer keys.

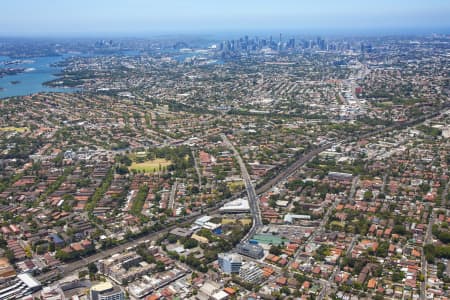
[
  {"left": 280, "top": 286, "right": 291, "bottom": 295},
  {"left": 392, "top": 269, "right": 405, "bottom": 282},
  {"left": 88, "top": 263, "right": 98, "bottom": 274},
  {"left": 269, "top": 245, "right": 282, "bottom": 256},
  {"left": 393, "top": 224, "right": 406, "bottom": 235},
  {"left": 156, "top": 261, "right": 165, "bottom": 272},
  {"left": 167, "top": 234, "right": 178, "bottom": 244},
  {"left": 4, "top": 249, "right": 15, "bottom": 262},
  {"left": 79, "top": 270, "right": 88, "bottom": 279},
  {"left": 376, "top": 241, "right": 389, "bottom": 258},
  {"left": 36, "top": 244, "right": 48, "bottom": 255},
  {"left": 55, "top": 249, "right": 70, "bottom": 261},
  {"left": 363, "top": 190, "right": 373, "bottom": 201},
  {"left": 115, "top": 165, "right": 129, "bottom": 174},
  {"left": 183, "top": 238, "right": 198, "bottom": 249},
  {"left": 0, "top": 237, "right": 6, "bottom": 248},
  {"left": 424, "top": 244, "right": 436, "bottom": 263}
]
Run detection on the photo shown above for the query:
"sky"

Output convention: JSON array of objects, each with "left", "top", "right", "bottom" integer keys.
[{"left": 1, "top": 0, "right": 450, "bottom": 37}]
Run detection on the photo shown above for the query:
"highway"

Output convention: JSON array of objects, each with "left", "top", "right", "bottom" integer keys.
[
  {"left": 348, "top": 176, "right": 360, "bottom": 203},
  {"left": 192, "top": 149, "right": 203, "bottom": 190},
  {"left": 221, "top": 134, "right": 262, "bottom": 241},
  {"left": 168, "top": 180, "right": 178, "bottom": 210}
]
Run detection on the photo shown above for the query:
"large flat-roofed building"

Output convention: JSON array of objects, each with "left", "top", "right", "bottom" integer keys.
[
  {"left": 0, "top": 273, "right": 41, "bottom": 300},
  {"left": 218, "top": 253, "right": 242, "bottom": 274},
  {"left": 328, "top": 171, "right": 353, "bottom": 181},
  {"left": 237, "top": 242, "right": 264, "bottom": 259},
  {"left": 97, "top": 251, "right": 153, "bottom": 284},
  {"left": 239, "top": 262, "right": 263, "bottom": 284},
  {"left": 283, "top": 213, "right": 311, "bottom": 223},
  {"left": 194, "top": 215, "right": 213, "bottom": 227},
  {"left": 219, "top": 198, "right": 250, "bottom": 213},
  {"left": 90, "top": 282, "right": 124, "bottom": 300},
  {"left": 128, "top": 267, "right": 187, "bottom": 298}
]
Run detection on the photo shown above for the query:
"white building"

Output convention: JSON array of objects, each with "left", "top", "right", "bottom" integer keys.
[
  {"left": 219, "top": 198, "right": 250, "bottom": 213},
  {"left": 218, "top": 253, "right": 242, "bottom": 274},
  {"left": 90, "top": 282, "right": 124, "bottom": 300},
  {"left": 0, "top": 273, "right": 42, "bottom": 300}
]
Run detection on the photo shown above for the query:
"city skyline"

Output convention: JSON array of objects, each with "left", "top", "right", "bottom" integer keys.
[{"left": 1, "top": 0, "right": 450, "bottom": 37}]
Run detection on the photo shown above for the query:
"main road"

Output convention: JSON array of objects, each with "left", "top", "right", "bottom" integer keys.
[
  {"left": 192, "top": 149, "right": 203, "bottom": 190},
  {"left": 221, "top": 134, "right": 262, "bottom": 241}
]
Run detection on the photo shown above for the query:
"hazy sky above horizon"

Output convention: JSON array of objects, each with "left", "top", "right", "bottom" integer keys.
[{"left": 1, "top": 0, "right": 450, "bottom": 37}]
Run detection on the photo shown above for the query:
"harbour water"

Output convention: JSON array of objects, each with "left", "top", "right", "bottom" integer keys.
[
  {"left": 0, "top": 55, "right": 77, "bottom": 99},
  {"left": 0, "top": 49, "right": 217, "bottom": 99}
]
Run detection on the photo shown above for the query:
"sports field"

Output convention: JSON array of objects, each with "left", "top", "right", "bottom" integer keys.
[
  {"left": 129, "top": 158, "right": 171, "bottom": 173},
  {"left": 0, "top": 127, "right": 28, "bottom": 132}
]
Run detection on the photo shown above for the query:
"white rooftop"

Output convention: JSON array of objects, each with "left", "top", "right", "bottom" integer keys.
[
  {"left": 219, "top": 198, "right": 250, "bottom": 212},
  {"left": 18, "top": 273, "right": 41, "bottom": 289},
  {"left": 212, "top": 290, "right": 229, "bottom": 300},
  {"left": 195, "top": 215, "right": 212, "bottom": 225}
]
